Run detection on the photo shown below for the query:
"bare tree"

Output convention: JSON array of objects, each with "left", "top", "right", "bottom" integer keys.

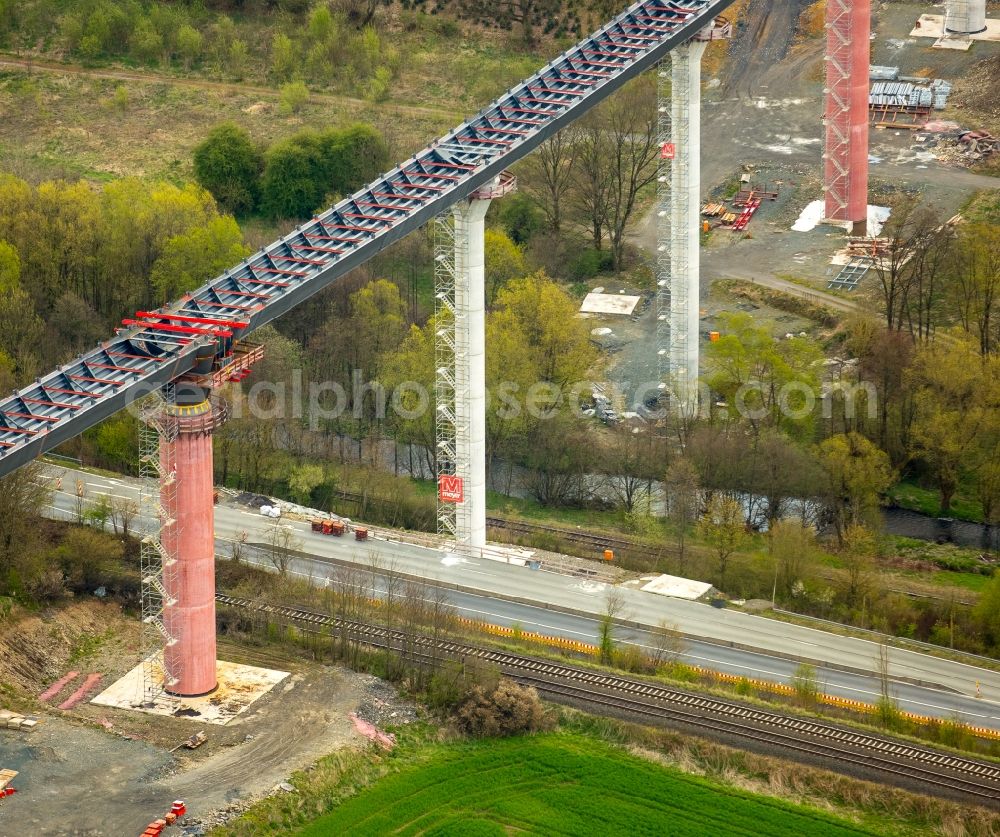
[
  {"left": 261, "top": 520, "right": 302, "bottom": 576},
  {"left": 571, "top": 115, "right": 612, "bottom": 251},
  {"left": 110, "top": 496, "right": 139, "bottom": 539},
  {"left": 648, "top": 619, "right": 685, "bottom": 669},
  {"left": 522, "top": 132, "right": 577, "bottom": 232},
  {"left": 74, "top": 479, "right": 86, "bottom": 523},
  {"left": 664, "top": 457, "right": 700, "bottom": 574},
  {"left": 454, "top": 0, "right": 563, "bottom": 45},
  {"left": 602, "top": 75, "right": 659, "bottom": 271},
  {"left": 0, "top": 463, "right": 51, "bottom": 586},
  {"left": 871, "top": 202, "right": 942, "bottom": 334},
  {"left": 598, "top": 587, "right": 627, "bottom": 665},
  {"left": 229, "top": 529, "right": 249, "bottom": 563},
  {"left": 876, "top": 638, "right": 900, "bottom": 727}
]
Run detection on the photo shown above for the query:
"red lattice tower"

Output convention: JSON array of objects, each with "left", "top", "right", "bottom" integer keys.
[{"left": 823, "top": 0, "right": 870, "bottom": 230}]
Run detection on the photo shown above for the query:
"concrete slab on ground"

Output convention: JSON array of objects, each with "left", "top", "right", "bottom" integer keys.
[
  {"left": 640, "top": 574, "right": 715, "bottom": 600},
  {"left": 911, "top": 14, "right": 1000, "bottom": 42},
  {"left": 580, "top": 292, "right": 642, "bottom": 316},
  {"left": 91, "top": 658, "right": 289, "bottom": 725}
]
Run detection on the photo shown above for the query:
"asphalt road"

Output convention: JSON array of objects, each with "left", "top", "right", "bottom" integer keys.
[{"left": 45, "top": 465, "right": 1000, "bottom": 730}]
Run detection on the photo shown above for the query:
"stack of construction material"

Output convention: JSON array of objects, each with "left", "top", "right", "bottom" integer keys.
[
  {"left": 870, "top": 79, "right": 952, "bottom": 111},
  {"left": 869, "top": 65, "right": 900, "bottom": 81},
  {"left": 0, "top": 710, "right": 37, "bottom": 731}
]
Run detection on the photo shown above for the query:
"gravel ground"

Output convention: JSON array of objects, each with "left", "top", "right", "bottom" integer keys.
[{"left": 0, "top": 631, "right": 417, "bottom": 836}]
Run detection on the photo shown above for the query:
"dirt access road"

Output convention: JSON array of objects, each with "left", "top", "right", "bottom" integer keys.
[{"left": 635, "top": 0, "right": 1000, "bottom": 315}]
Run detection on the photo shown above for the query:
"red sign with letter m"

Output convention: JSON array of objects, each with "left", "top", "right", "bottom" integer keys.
[{"left": 438, "top": 475, "right": 464, "bottom": 503}]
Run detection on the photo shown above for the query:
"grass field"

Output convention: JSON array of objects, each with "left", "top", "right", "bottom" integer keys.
[{"left": 294, "top": 734, "right": 871, "bottom": 837}]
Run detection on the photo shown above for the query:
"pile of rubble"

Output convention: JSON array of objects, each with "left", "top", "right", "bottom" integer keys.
[
  {"left": 912, "top": 124, "right": 1000, "bottom": 165},
  {"left": 957, "top": 129, "right": 1000, "bottom": 160}
]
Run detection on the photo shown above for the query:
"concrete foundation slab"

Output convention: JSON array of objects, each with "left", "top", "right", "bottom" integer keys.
[
  {"left": 91, "top": 658, "right": 289, "bottom": 725},
  {"left": 932, "top": 36, "right": 974, "bottom": 50},
  {"left": 911, "top": 14, "right": 1000, "bottom": 42},
  {"left": 640, "top": 574, "right": 715, "bottom": 600},
  {"left": 580, "top": 292, "right": 641, "bottom": 316}
]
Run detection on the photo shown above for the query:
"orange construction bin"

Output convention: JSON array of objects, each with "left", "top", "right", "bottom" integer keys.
[
  {"left": 331, "top": 521, "right": 345, "bottom": 536},
  {"left": 603, "top": 549, "right": 614, "bottom": 562},
  {"left": 355, "top": 526, "right": 369, "bottom": 541},
  {"left": 709, "top": 331, "right": 721, "bottom": 342},
  {"left": 311, "top": 519, "right": 324, "bottom": 533}
]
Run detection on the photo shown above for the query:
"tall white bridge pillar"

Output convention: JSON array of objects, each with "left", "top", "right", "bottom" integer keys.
[
  {"left": 435, "top": 173, "right": 516, "bottom": 551},
  {"left": 658, "top": 19, "right": 731, "bottom": 418}
]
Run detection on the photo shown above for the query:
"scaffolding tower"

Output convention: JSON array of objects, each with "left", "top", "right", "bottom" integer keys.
[
  {"left": 655, "top": 60, "right": 674, "bottom": 390},
  {"left": 823, "top": 0, "right": 869, "bottom": 229},
  {"left": 136, "top": 387, "right": 180, "bottom": 706},
  {"left": 433, "top": 212, "right": 470, "bottom": 545}
]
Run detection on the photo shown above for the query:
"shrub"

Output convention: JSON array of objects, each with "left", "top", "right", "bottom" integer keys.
[
  {"left": 497, "top": 194, "right": 543, "bottom": 245},
  {"left": 790, "top": 662, "right": 818, "bottom": 708},
  {"left": 279, "top": 80, "right": 310, "bottom": 115},
  {"left": 568, "top": 247, "right": 601, "bottom": 281},
  {"left": 455, "top": 680, "right": 546, "bottom": 737},
  {"left": 193, "top": 123, "right": 264, "bottom": 216}
]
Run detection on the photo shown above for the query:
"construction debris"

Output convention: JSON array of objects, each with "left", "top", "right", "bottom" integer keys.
[
  {"left": 701, "top": 178, "right": 778, "bottom": 233},
  {"left": 0, "top": 709, "right": 38, "bottom": 731},
  {"left": 170, "top": 730, "right": 207, "bottom": 753},
  {"left": 0, "top": 768, "right": 17, "bottom": 798},
  {"left": 958, "top": 129, "right": 1000, "bottom": 157}
]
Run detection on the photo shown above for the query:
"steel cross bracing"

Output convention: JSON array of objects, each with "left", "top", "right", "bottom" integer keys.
[{"left": 0, "top": 0, "right": 736, "bottom": 480}]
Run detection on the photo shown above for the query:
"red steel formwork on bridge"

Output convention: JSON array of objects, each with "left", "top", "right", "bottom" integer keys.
[{"left": 824, "top": 0, "right": 870, "bottom": 230}]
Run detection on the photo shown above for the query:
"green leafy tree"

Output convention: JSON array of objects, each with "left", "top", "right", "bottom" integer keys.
[
  {"left": 227, "top": 38, "right": 249, "bottom": 79},
  {"left": 259, "top": 132, "right": 328, "bottom": 220},
  {"left": 193, "top": 123, "right": 264, "bottom": 216},
  {"left": 706, "top": 312, "right": 823, "bottom": 439},
  {"left": 151, "top": 216, "right": 249, "bottom": 302},
  {"left": 768, "top": 520, "right": 816, "bottom": 602},
  {"left": 696, "top": 495, "right": 748, "bottom": 591},
  {"left": 308, "top": 5, "right": 334, "bottom": 42},
  {"left": 493, "top": 271, "right": 596, "bottom": 385},
  {"left": 271, "top": 32, "right": 298, "bottom": 82},
  {"left": 0, "top": 240, "right": 20, "bottom": 293},
  {"left": 908, "top": 338, "right": 998, "bottom": 515},
  {"left": 841, "top": 523, "right": 877, "bottom": 610},
  {"left": 320, "top": 124, "right": 391, "bottom": 196},
  {"left": 289, "top": 463, "right": 324, "bottom": 506},
  {"left": 817, "top": 432, "right": 894, "bottom": 539},
  {"left": 975, "top": 573, "right": 1000, "bottom": 651},
  {"left": 176, "top": 24, "right": 203, "bottom": 70},
  {"left": 484, "top": 228, "right": 526, "bottom": 304}
]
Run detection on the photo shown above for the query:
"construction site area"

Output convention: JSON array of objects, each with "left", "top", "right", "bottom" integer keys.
[{"left": 2, "top": 0, "right": 1000, "bottom": 834}]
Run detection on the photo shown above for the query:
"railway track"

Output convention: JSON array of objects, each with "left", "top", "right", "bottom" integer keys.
[
  {"left": 330, "top": 489, "right": 663, "bottom": 559},
  {"left": 485, "top": 516, "right": 666, "bottom": 560},
  {"left": 217, "top": 594, "right": 1000, "bottom": 805}
]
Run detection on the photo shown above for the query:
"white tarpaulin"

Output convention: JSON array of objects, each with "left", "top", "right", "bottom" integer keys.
[
  {"left": 641, "top": 574, "right": 715, "bottom": 600},
  {"left": 792, "top": 200, "right": 891, "bottom": 235}
]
